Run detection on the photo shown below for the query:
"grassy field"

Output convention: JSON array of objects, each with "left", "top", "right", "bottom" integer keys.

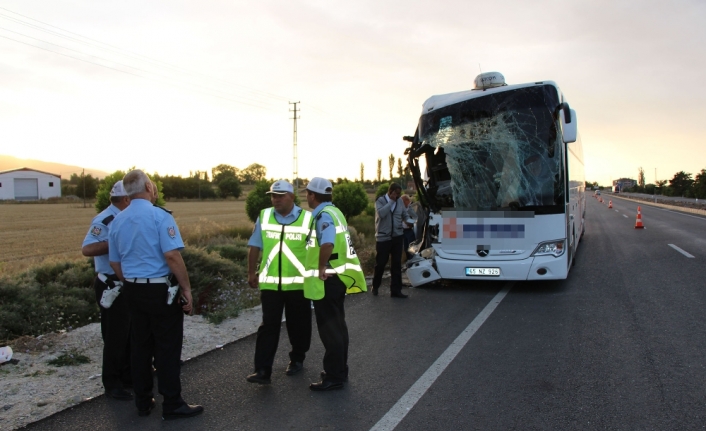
[{"left": 0, "top": 200, "right": 255, "bottom": 275}]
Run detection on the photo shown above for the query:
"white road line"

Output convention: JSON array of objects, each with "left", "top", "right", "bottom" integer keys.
[
  {"left": 668, "top": 244, "right": 695, "bottom": 258},
  {"left": 369, "top": 284, "right": 513, "bottom": 431},
  {"left": 623, "top": 214, "right": 628, "bottom": 218}
]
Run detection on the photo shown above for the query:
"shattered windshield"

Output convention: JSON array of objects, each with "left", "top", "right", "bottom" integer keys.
[{"left": 419, "top": 85, "right": 564, "bottom": 214}]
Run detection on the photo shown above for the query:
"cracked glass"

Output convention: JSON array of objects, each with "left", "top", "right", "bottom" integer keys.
[{"left": 419, "top": 85, "right": 564, "bottom": 214}]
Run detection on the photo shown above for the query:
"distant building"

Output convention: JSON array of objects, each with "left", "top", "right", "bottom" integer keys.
[
  {"left": 0, "top": 168, "right": 61, "bottom": 201},
  {"left": 612, "top": 178, "right": 636, "bottom": 193}
]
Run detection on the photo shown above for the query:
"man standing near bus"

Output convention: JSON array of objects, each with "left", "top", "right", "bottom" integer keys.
[{"left": 372, "top": 183, "right": 412, "bottom": 298}]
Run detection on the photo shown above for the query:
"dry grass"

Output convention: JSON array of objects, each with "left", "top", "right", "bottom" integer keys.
[{"left": 0, "top": 201, "right": 254, "bottom": 275}]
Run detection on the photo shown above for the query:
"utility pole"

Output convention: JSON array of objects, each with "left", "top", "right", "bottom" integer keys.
[{"left": 289, "top": 101, "right": 300, "bottom": 191}]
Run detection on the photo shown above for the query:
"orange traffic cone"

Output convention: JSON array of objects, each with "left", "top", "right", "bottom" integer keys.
[
  {"left": 634, "top": 206, "right": 644, "bottom": 229},
  {"left": 608, "top": 200, "right": 612, "bottom": 209}
]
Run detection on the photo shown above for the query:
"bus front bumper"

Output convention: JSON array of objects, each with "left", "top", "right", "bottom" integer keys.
[{"left": 434, "top": 254, "right": 568, "bottom": 281}]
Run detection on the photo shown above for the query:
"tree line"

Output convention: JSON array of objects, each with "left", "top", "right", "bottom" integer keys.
[
  {"left": 63, "top": 152, "right": 418, "bottom": 201},
  {"left": 62, "top": 163, "right": 268, "bottom": 200},
  {"left": 587, "top": 168, "right": 706, "bottom": 198}
]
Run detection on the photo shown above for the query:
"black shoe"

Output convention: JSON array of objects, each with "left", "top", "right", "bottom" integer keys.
[
  {"left": 285, "top": 361, "right": 303, "bottom": 376},
  {"left": 162, "top": 403, "right": 204, "bottom": 421},
  {"left": 309, "top": 380, "right": 344, "bottom": 391},
  {"left": 246, "top": 369, "right": 271, "bottom": 384},
  {"left": 320, "top": 370, "right": 348, "bottom": 382},
  {"left": 372, "top": 287, "right": 379, "bottom": 296},
  {"left": 138, "top": 398, "right": 155, "bottom": 417},
  {"left": 105, "top": 387, "right": 133, "bottom": 401},
  {"left": 391, "top": 292, "right": 408, "bottom": 298}
]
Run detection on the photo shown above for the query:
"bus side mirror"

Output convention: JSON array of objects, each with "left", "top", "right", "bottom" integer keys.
[{"left": 561, "top": 108, "right": 577, "bottom": 143}]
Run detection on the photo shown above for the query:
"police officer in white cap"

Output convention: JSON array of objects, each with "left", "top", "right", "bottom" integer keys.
[
  {"left": 81, "top": 180, "right": 132, "bottom": 400},
  {"left": 109, "top": 169, "right": 203, "bottom": 420},
  {"left": 304, "top": 177, "right": 367, "bottom": 391},
  {"left": 245, "top": 179, "right": 312, "bottom": 384}
]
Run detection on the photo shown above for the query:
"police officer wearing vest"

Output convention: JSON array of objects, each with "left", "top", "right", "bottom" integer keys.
[
  {"left": 246, "top": 180, "right": 312, "bottom": 384},
  {"left": 108, "top": 169, "right": 203, "bottom": 421},
  {"left": 304, "top": 177, "right": 367, "bottom": 391},
  {"left": 81, "top": 180, "right": 132, "bottom": 401}
]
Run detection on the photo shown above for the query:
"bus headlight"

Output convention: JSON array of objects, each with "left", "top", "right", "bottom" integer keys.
[{"left": 532, "top": 240, "right": 565, "bottom": 257}]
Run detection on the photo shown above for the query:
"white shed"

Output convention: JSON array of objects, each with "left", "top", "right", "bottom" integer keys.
[{"left": 0, "top": 168, "right": 62, "bottom": 201}]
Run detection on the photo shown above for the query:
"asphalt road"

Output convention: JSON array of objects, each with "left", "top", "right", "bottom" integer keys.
[{"left": 22, "top": 197, "right": 706, "bottom": 430}]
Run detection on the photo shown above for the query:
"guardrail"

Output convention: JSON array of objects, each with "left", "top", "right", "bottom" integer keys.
[{"left": 608, "top": 193, "right": 706, "bottom": 216}]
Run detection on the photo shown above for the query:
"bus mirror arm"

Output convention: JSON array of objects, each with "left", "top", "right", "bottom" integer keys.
[{"left": 557, "top": 103, "right": 571, "bottom": 123}]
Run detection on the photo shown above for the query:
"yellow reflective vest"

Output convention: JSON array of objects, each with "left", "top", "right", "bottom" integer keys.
[
  {"left": 303, "top": 205, "right": 367, "bottom": 300},
  {"left": 258, "top": 207, "right": 312, "bottom": 291}
]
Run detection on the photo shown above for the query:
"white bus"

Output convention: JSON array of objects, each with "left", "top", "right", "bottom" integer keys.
[{"left": 405, "top": 72, "right": 585, "bottom": 287}]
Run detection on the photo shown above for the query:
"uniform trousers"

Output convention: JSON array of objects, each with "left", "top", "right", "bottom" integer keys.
[
  {"left": 313, "top": 275, "right": 349, "bottom": 383},
  {"left": 254, "top": 289, "right": 312, "bottom": 372},
  {"left": 123, "top": 281, "right": 185, "bottom": 412},
  {"left": 93, "top": 275, "right": 131, "bottom": 391},
  {"left": 373, "top": 235, "right": 404, "bottom": 294}
]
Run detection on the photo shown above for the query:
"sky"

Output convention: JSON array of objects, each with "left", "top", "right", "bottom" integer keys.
[{"left": 1, "top": 0, "right": 705, "bottom": 186}]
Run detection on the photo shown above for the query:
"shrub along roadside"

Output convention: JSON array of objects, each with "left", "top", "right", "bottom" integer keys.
[
  {"left": 0, "top": 259, "right": 99, "bottom": 343},
  {"left": 1, "top": 231, "right": 259, "bottom": 343},
  {"left": 1, "top": 212, "right": 377, "bottom": 343}
]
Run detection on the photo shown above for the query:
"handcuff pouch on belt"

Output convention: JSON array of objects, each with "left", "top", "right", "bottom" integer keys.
[
  {"left": 99, "top": 276, "right": 123, "bottom": 309},
  {"left": 165, "top": 275, "right": 180, "bottom": 305}
]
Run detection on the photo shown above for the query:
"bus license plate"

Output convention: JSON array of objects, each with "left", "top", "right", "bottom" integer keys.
[{"left": 466, "top": 267, "right": 500, "bottom": 276}]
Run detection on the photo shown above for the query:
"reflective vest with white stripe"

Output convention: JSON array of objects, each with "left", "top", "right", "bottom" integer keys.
[
  {"left": 303, "top": 205, "right": 367, "bottom": 300},
  {"left": 258, "top": 207, "right": 312, "bottom": 291}
]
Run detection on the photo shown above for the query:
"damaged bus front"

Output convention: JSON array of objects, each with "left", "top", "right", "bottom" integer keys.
[{"left": 405, "top": 72, "right": 585, "bottom": 287}]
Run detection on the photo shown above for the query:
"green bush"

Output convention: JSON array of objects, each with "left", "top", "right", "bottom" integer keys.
[
  {"left": 375, "top": 183, "right": 390, "bottom": 200},
  {"left": 180, "top": 247, "right": 258, "bottom": 324},
  {"left": 1, "top": 227, "right": 260, "bottom": 342},
  {"left": 218, "top": 176, "right": 243, "bottom": 199},
  {"left": 363, "top": 203, "right": 376, "bottom": 217},
  {"left": 349, "top": 214, "right": 376, "bottom": 240},
  {"left": 332, "top": 182, "right": 369, "bottom": 219},
  {"left": 48, "top": 348, "right": 91, "bottom": 367},
  {"left": 0, "top": 262, "right": 100, "bottom": 342},
  {"left": 245, "top": 180, "right": 274, "bottom": 223},
  {"left": 95, "top": 171, "right": 125, "bottom": 213}
]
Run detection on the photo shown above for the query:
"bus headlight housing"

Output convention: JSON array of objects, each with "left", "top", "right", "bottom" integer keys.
[{"left": 532, "top": 240, "right": 565, "bottom": 257}]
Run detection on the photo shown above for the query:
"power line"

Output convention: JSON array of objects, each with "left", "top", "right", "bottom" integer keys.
[
  {"left": 0, "top": 7, "right": 293, "bottom": 104},
  {"left": 0, "top": 29, "right": 275, "bottom": 110}
]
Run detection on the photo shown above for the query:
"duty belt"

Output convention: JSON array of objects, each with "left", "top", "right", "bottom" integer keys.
[{"left": 125, "top": 276, "right": 170, "bottom": 284}]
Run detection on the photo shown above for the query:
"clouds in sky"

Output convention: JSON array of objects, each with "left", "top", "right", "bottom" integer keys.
[{"left": 0, "top": 0, "right": 704, "bottom": 185}]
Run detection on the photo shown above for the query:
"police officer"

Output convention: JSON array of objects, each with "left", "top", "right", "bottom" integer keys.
[
  {"left": 81, "top": 180, "right": 132, "bottom": 401},
  {"left": 246, "top": 180, "right": 312, "bottom": 384},
  {"left": 304, "top": 177, "right": 367, "bottom": 391},
  {"left": 108, "top": 169, "right": 203, "bottom": 420}
]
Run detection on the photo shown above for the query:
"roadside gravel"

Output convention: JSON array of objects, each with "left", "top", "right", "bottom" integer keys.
[{"left": 0, "top": 307, "right": 262, "bottom": 431}]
